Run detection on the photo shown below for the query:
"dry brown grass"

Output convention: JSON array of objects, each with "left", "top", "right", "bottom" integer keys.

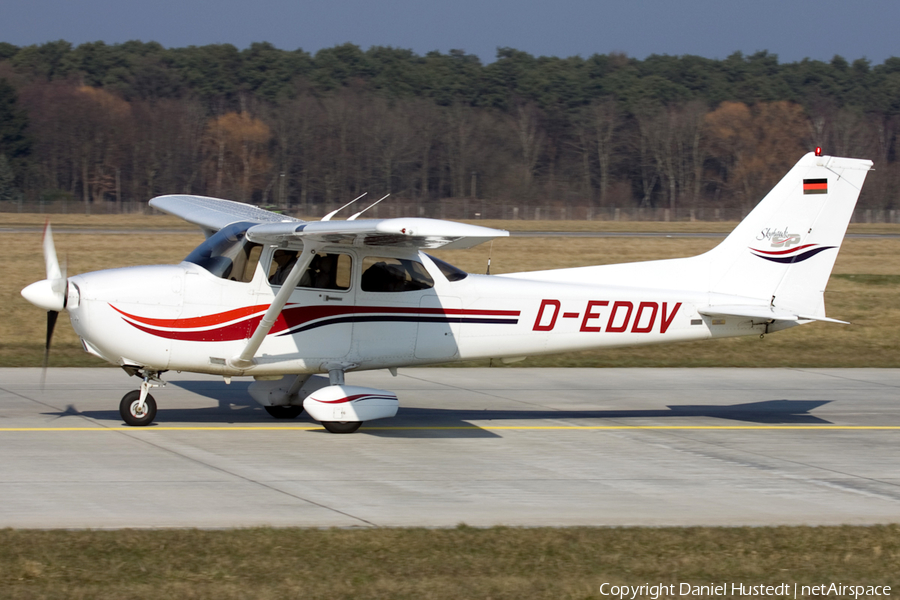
[
  {"left": 3, "top": 232, "right": 198, "bottom": 366},
  {"left": 0, "top": 525, "right": 897, "bottom": 599},
  {"left": 5, "top": 216, "right": 899, "bottom": 367},
  {"left": 5, "top": 212, "right": 899, "bottom": 234},
  {"left": 0, "top": 212, "right": 193, "bottom": 230}
]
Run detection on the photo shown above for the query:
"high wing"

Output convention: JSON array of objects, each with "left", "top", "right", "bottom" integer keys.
[
  {"left": 148, "top": 194, "right": 508, "bottom": 370},
  {"left": 150, "top": 194, "right": 508, "bottom": 250},
  {"left": 245, "top": 218, "right": 507, "bottom": 250},
  {"left": 150, "top": 194, "right": 301, "bottom": 238}
]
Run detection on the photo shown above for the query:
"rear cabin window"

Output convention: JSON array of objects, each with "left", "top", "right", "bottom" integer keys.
[
  {"left": 184, "top": 222, "right": 262, "bottom": 283},
  {"left": 268, "top": 250, "right": 352, "bottom": 290},
  {"left": 361, "top": 256, "right": 434, "bottom": 292}
]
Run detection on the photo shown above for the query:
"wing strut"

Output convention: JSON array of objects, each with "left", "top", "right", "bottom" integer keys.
[{"left": 228, "top": 244, "right": 322, "bottom": 370}]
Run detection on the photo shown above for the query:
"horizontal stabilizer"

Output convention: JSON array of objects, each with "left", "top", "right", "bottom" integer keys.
[
  {"left": 698, "top": 305, "right": 849, "bottom": 325},
  {"left": 246, "top": 218, "right": 508, "bottom": 249}
]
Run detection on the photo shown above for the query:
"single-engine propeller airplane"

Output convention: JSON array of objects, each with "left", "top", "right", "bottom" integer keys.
[{"left": 21, "top": 152, "right": 872, "bottom": 432}]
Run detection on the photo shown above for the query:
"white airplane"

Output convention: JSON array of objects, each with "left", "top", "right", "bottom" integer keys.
[{"left": 21, "top": 151, "right": 871, "bottom": 432}]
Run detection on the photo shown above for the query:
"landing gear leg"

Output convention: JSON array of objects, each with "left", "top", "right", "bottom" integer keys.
[{"left": 120, "top": 373, "right": 164, "bottom": 426}]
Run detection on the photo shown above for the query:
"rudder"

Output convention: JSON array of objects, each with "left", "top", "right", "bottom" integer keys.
[{"left": 706, "top": 152, "right": 873, "bottom": 317}]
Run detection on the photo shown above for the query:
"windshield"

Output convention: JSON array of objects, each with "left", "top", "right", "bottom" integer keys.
[
  {"left": 185, "top": 221, "right": 263, "bottom": 282},
  {"left": 426, "top": 254, "right": 468, "bottom": 281}
]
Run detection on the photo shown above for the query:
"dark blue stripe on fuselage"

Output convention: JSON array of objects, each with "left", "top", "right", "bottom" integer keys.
[
  {"left": 277, "top": 315, "right": 519, "bottom": 336},
  {"left": 752, "top": 246, "right": 835, "bottom": 264}
]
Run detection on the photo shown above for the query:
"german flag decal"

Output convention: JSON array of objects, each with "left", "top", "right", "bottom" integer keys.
[{"left": 803, "top": 178, "right": 828, "bottom": 195}]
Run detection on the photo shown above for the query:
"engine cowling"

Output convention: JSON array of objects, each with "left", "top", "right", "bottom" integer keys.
[{"left": 303, "top": 385, "right": 399, "bottom": 423}]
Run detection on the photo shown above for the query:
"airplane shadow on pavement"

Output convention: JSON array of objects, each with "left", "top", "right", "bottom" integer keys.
[{"left": 43, "top": 378, "right": 833, "bottom": 439}]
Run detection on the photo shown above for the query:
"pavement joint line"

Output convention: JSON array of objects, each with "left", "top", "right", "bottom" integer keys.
[
  {"left": 2, "top": 425, "right": 900, "bottom": 432},
  {"left": 625, "top": 422, "right": 900, "bottom": 498},
  {"left": 789, "top": 367, "right": 900, "bottom": 389},
  {"left": 107, "top": 427, "right": 379, "bottom": 527}
]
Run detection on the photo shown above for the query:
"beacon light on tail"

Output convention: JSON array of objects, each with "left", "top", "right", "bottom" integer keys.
[{"left": 21, "top": 152, "right": 873, "bottom": 432}]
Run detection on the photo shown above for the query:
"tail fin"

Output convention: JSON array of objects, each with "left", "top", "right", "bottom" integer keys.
[{"left": 706, "top": 152, "right": 872, "bottom": 317}]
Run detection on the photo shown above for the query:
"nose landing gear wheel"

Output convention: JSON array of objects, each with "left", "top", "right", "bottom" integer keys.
[
  {"left": 120, "top": 390, "right": 157, "bottom": 427},
  {"left": 321, "top": 421, "right": 362, "bottom": 434},
  {"left": 264, "top": 405, "right": 304, "bottom": 419}
]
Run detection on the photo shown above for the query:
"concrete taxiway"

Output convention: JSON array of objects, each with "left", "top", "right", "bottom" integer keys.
[{"left": 0, "top": 367, "right": 898, "bottom": 529}]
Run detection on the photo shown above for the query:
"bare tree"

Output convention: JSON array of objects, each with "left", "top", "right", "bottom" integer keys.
[
  {"left": 444, "top": 102, "right": 476, "bottom": 198},
  {"left": 262, "top": 93, "right": 320, "bottom": 211},
  {"left": 591, "top": 98, "right": 619, "bottom": 206},
  {"left": 507, "top": 101, "right": 545, "bottom": 188},
  {"left": 203, "top": 111, "right": 272, "bottom": 202},
  {"left": 365, "top": 96, "right": 417, "bottom": 196},
  {"left": 406, "top": 99, "right": 444, "bottom": 206},
  {"left": 320, "top": 88, "right": 365, "bottom": 203}
]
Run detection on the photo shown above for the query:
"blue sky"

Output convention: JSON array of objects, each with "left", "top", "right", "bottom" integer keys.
[{"left": 2, "top": 0, "right": 898, "bottom": 64}]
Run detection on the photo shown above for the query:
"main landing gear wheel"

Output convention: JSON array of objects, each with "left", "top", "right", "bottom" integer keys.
[
  {"left": 264, "top": 405, "right": 304, "bottom": 419},
  {"left": 120, "top": 390, "right": 157, "bottom": 427},
  {"left": 321, "top": 421, "right": 362, "bottom": 434}
]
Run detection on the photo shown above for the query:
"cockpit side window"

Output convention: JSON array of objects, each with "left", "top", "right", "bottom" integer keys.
[
  {"left": 361, "top": 256, "right": 434, "bottom": 292},
  {"left": 269, "top": 250, "right": 352, "bottom": 291},
  {"left": 268, "top": 249, "right": 300, "bottom": 285},
  {"left": 184, "top": 221, "right": 262, "bottom": 283}
]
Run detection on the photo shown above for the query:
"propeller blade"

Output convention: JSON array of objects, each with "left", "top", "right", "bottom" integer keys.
[
  {"left": 42, "top": 221, "right": 62, "bottom": 281},
  {"left": 54, "top": 254, "right": 68, "bottom": 297},
  {"left": 41, "top": 310, "right": 59, "bottom": 388},
  {"left": 23, "top": 221, "right": 67, "bottom": 311}
]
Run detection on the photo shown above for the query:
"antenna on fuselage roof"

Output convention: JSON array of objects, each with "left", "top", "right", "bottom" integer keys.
[
  {"left": 348, "top": 193, "right": 390, "bottom": 221},
  {"left": 321, "top": 192, "right": 367, "bottom": 221}
]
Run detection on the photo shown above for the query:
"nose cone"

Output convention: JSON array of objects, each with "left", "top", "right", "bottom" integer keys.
[{"left": 21, "top": 279, "right": 65, "bottom": 311}]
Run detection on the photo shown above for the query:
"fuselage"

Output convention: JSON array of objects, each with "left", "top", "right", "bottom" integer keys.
[{"left": 67, "top": 229, "right": 774, "bottom": 377}]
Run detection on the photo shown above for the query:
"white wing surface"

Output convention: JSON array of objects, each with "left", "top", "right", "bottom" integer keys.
[
  {"left": 149, "top": 194, "right": 507, "bottom": 249},
  {"left": 246, "top": 218, "right": 507, "bottom": 250},
  {"left": 150, "top": 195, "right": 300, "bottom": 237}
]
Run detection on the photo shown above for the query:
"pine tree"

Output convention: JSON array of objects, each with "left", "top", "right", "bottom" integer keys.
[
  {"left": 0, "top": 154, "right": 17, "bottom": 203},
  {"left": 0, "top": 78, "right": 31, "bottom": 182}
]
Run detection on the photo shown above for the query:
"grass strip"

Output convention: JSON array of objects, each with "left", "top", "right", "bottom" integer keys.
[{"left": 0, "top": 525, "right": 897, "bottom": 599}]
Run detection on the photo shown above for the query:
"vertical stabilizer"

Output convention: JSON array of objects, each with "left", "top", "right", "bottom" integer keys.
[{"left": 706, "top": 153, "right": 872, "bottom": 316}]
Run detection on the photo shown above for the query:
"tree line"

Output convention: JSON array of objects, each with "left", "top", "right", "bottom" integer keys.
[{"left": 1, "top": 40, "right": 898, "bottom": 217}]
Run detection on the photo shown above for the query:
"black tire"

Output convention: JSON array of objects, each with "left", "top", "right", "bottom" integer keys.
[
  {"left": 264, "top": 405, "right": 304, "bottom": 419},
  {"left": 322, "top": 421, "right": 362, "bottom": 434},
  {"left": 120, "top": 390, "right": 157, "bottom": 426}
]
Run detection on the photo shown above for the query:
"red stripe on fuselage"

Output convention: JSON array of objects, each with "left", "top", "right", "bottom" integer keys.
[
  {"left": 110, "top": 304, "right": 269, "bottom": 328},
  {"left": 115, "top": 304, "right": 521, "bottom": 342}
]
